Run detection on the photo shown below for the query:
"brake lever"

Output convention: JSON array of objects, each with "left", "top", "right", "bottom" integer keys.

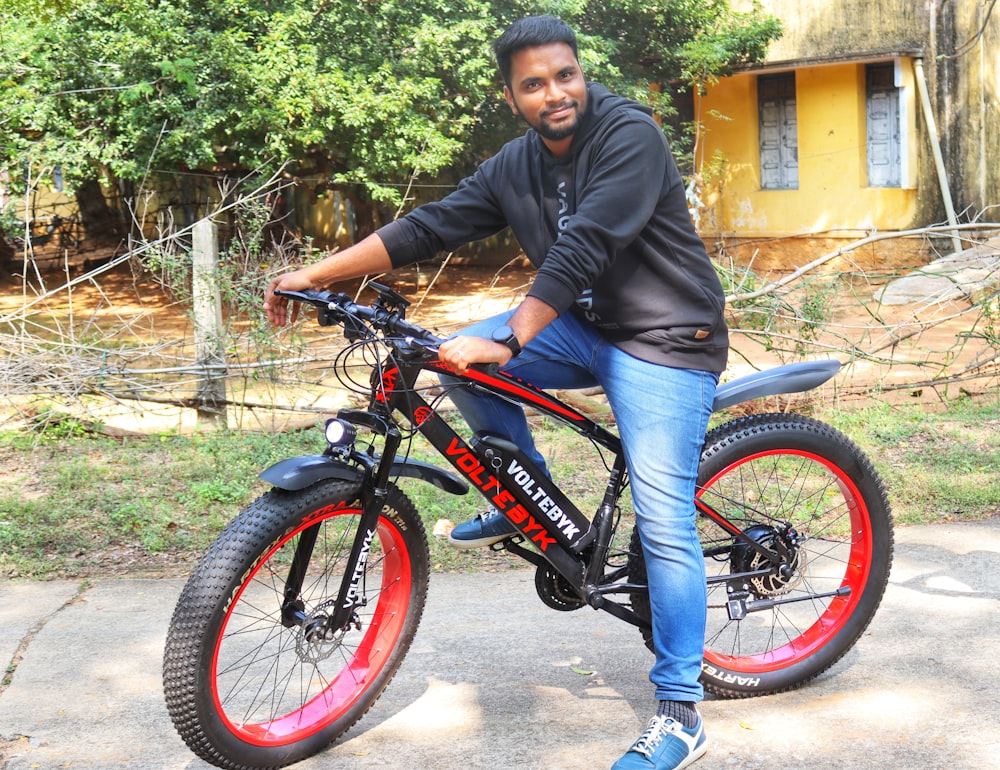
[
  {"left": 398, "top": 337, "right": 440, "bottom": 361},
  {"left": 273, "top": 288, "right": 338, "bottom": 306}
]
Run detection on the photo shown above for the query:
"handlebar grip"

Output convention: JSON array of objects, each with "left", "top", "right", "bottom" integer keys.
[
  {"left": 476, "top": 363, "right": 501, "bottom": 377},
  {"left": 273, "top": 286, "right": 443, "bottom": 346}
]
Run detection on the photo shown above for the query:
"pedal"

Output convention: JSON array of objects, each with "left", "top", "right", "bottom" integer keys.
[{"left": 490, "top": 534, "right": 524, "bottom": 551}]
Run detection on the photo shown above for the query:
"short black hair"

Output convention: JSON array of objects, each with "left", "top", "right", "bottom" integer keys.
[{"left": 492, "top": 15, "right": 579, "bottom": 87}]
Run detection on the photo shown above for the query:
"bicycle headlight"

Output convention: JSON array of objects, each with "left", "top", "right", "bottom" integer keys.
[{"left": 324, "top": 418, "right": 357, "bottom": 448}]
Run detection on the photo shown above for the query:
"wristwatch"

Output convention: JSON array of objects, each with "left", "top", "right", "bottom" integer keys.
[{"left": 491, "top": 324, "right": 522, "bottom": 358}]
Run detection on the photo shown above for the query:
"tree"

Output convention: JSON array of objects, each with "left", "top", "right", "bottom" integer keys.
[
  {"left": 0, "top": 0, "right": 780, "bottom": 239},
  {"left": 1, "top": 0, "right": 500, "bottom": 237},
  {"left": 463, "top": 1, "right": 782, "bottom": 177}
]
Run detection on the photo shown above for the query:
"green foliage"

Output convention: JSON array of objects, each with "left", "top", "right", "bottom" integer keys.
[
  {"left": 0, "top": 0, "right": 500, "bottom": 203},
  {"left": 27, "top": 409, "right": 96, "bottom": 438},
  {"left": 677, "top": 2, "right": 784, "bottom": 91},
  {"left": 1, "top": 0, "right": 781, "bottom": 207},
  {"left": 970, "top": 290, "right": 1000, "bottom": 351}
]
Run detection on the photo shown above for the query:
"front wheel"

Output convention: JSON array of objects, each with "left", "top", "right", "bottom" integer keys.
[
  {"left": 163, "top": 479, "right": 429, "bottom": 769},
  {"left": 629, "top": 413, "right": 893, "bottom": 698}
]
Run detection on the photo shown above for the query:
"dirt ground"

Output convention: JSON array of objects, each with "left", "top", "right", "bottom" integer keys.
[
  {"left": 1, "top": 249, "right": 998, "bottom": 437},
  {"left": 0, "top": 257, "right": 538, "bottom": 430},
  {"left": 1, "top": 255, "right": 537, "bottom": 338}
]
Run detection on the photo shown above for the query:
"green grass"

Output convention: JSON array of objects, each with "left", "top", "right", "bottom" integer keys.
[
  {"left": 0, "top": 427, "right": 323, "bottom": 578},
  {"left": 0, "top": 414, "right": 616, "bottom": 579},
  {"left": 1, "top": 393, "right": 998, "bottom": 579},
  {"left": 825, "top": 395, "right": 1000, "bottom": 524}
]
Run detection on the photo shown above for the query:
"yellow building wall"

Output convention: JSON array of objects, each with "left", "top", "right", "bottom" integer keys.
[{"left": 696, "top": 60, "right": 920, "bottom": 241}]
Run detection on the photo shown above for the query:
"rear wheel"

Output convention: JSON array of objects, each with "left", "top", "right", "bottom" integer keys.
[
  {"left": 163, "top": 479, "right": 429, "bottom": 769},
  {"left": 629, "top": 413, "right": 893, "bottom": 698}
]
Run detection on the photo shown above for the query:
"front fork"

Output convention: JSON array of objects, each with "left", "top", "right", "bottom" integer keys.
[{"left": 280, "top": 411, "right": 402, "bottom": 640}]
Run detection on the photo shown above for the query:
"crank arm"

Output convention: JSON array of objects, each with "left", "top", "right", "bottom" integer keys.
[
  {"left": 592, "top": 595, "right": 652, "bottom": 631},
  {"left": 587, "top": 581, "right": 648, "bottom": 597}
]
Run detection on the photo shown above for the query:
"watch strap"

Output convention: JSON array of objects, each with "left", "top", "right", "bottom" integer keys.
[{"left": 491, "top": 324, "right": 521, "bottom": 358}]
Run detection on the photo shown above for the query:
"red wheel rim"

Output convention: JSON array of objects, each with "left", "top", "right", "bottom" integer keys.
[
  {"left": 699, "top": 449, "right": 873, "bottom": 673},
  {"left": 210, "top": 505, "right": 412, "bottom": 745}
]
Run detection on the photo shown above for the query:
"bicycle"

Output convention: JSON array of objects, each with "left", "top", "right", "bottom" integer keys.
[{"left": 162, "top": 282, "right": 893, "bottom": 770}]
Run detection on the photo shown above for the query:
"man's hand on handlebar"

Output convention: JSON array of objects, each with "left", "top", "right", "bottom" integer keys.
[
  {"left": 265, "top": 276, "right": 511, "bottom": 373},
  {"left": 264, "top": 269, "right": 315, "bottom": 327},
  {"left": 439, "top": 335, "right": 513, "bottom": 372}
]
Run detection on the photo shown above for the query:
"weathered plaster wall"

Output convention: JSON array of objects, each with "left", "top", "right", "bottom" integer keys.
[
  {"left": 746, "top": 0, "right": 1000, "bottom": 222},
  {"left": 940, "top": 0, "right": 1000, "bottom": 219},
  {"left": 697, "top": 62, "right": 920, "bottom": 241},
  {"left": 733, "top": 0, "right": 928, "bottom": 61},
  {"left": 714, "top": 0, "right": 999, "bottom": 268}
]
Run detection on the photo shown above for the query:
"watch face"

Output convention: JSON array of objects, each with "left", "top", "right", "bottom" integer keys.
[
  {"left": 492, "top": 325, "right": 513, "bottom": 343},
  {"left": 492, "top": 325, "right": 520, "bottom": 356}
]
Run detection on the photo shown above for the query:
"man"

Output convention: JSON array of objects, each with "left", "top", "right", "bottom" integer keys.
[{"left": 265, "top": 15, "right": 728, "bottom": 770}]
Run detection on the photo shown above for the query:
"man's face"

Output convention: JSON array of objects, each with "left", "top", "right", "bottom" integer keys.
[{"left": 504, "top": 42, "right": 588, "bottom": 155}]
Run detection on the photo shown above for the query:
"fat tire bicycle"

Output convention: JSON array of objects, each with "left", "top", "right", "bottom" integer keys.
[{"left": 162, "top": 283, "right": 893, "bottom": 769}]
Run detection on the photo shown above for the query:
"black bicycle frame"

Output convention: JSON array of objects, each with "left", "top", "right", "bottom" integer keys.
[
  {"left": 311, "top": 343, "right": 799, "bottom": 636},
  {"left": 402, "top": 358, "right": 623, "bottom": 577},
  {"left": 268, "top": 286, "right": 854, "bottom": 642},
  {"left": 303, "top": 348, "right": 646, "bottom": 629}
]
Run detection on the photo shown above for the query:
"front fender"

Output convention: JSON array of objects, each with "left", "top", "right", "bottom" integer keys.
[
  {"left": 260, "top": 454, "right": 469, "bottom": 495},
  {"left": 259, "top": 455, "right": 361, "bottom": 492}
]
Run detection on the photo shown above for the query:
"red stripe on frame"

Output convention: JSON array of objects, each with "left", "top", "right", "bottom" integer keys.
[{"left": 429, "top": 362, "right": 586, "bottom": 423}]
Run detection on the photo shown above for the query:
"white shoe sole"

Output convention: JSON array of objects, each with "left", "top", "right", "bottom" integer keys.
[{"left": 446, "top": 533, "right": 513, "bottom": 550}]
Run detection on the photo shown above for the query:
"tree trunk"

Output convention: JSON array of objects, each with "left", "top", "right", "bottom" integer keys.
[{"left": 346, "top": 188, "right": 384, "bottom": 241}]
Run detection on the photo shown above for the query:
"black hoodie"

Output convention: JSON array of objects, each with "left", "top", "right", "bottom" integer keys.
[{"left": 377, "top": 83, "right": 729, "bottom": 373}]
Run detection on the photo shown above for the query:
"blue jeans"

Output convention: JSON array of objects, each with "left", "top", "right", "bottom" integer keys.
[{"left": 443, "top": 310, "right": 717, "bottom": 702}]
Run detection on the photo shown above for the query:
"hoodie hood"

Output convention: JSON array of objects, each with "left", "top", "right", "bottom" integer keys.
[{"left": 576, "top": 83, "right": 653, "bottom": 146}]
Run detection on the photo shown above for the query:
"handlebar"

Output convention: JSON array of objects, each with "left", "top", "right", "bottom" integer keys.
[
  {"left": 273, "top": 284, "right": 444, "bottom": 346},
  {"left": 274, "top": 283, "right": 501, "bottom": 376}
]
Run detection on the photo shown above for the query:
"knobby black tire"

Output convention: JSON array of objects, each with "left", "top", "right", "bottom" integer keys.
[
  {"left": 628, "top": 413, "right": 893, "bottom": 699},
  {"left": 162, "top": 479, "right": 429, "bottom": 769}
]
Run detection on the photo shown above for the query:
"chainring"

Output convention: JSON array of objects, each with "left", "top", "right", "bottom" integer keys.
[{"left": 534, "top": 564, "right": 586, "bottom": 611}]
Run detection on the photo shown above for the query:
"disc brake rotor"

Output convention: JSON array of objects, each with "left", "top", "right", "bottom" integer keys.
[
  {"left": 293, "top": 599, "right": 360, "bottom": 664},
  {"left": 731, "top": 524, "right": 806, "bottom": 598}
]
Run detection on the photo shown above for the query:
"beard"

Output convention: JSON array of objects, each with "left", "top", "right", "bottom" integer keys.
[
  {"left": 512, "top": 96, "right": 585, "bottom": 141},
  {"left": 535, "top": 103, "right": 581, "bottom": 140}
]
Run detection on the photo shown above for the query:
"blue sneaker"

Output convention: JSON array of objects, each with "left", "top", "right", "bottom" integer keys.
[
  {"left": 447, "top": 507, "right": 518, "bottom": 549},
  {"left": 611, "top": 714, "right": 707, "bottom": 770}
]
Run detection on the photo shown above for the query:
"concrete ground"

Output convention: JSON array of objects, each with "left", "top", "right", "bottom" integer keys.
[{"left": 1, "top": 520, "right": 999, "bottom": 770}]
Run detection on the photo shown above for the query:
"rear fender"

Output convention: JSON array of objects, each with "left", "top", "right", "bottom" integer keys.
[{"left": 713, "top": 360, "right": 841, "bottom": 413}]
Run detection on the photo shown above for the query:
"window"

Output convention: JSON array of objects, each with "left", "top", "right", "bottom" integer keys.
[
  {"left": 866, "top": 63, "right": 901, "bottom": 187},
  {"left": 758, "top": 73, "right": 798, "bottom": 190}
]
